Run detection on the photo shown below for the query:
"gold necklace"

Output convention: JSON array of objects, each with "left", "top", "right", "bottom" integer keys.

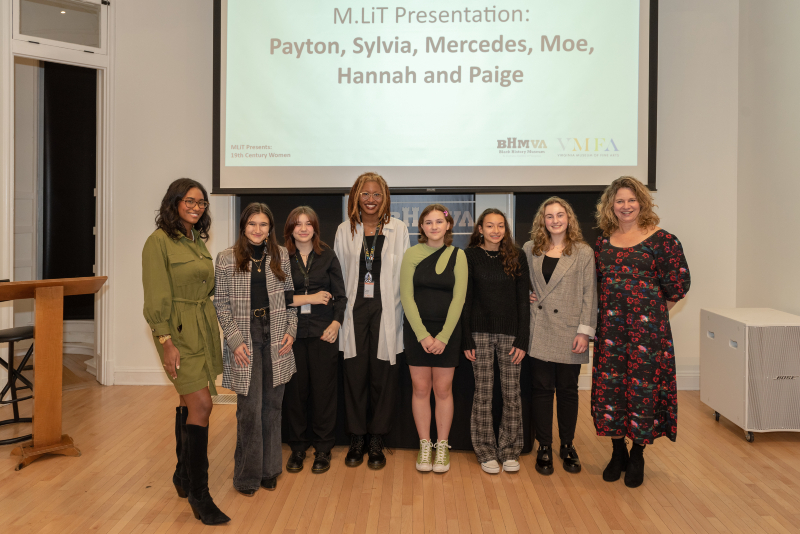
[{"left": 251, "top": 247, "right": 267, "bottom": 273}]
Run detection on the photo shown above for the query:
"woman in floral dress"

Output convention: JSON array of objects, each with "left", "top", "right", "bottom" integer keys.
[{"left": 591, "top": 176, "right": 690, "bottom": 488}]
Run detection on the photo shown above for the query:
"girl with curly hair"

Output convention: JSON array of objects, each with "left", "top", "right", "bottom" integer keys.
[
  {"left": 592, "top": 176, "right": 690, "bottom": 488},
  {"left": 142, "top": 178, "right": 228, "bottom": 525},
  {"left": 523, "top": 197, "right": 597, "bottom": 476},
  {"left": 462, "top": 208, "right": 530, "bottom": 474}
]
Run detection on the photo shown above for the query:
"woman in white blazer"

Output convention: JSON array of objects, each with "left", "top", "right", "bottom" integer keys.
[
  {"left": 523, "top": 197, "right": 597, "bottom": 476},
  {"left": 333, "top": 172, "right": 410, "bottom": 470}
]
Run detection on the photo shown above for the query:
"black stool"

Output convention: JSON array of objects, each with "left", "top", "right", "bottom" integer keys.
[{"left": 0, "top": 326, "right": 34, "bottom": 445}]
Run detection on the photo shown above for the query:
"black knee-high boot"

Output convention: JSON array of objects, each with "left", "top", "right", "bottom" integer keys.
[
  {"left": 185, "top": 424, "right": 230, "bottom": 525},
  {"left": 602, "top": 437, "right": 629, "bottom": 482},
  {"left": 173, "top": 407, "right": 188, "bottom": 498},
  {"left": 624, "top": 443, "right": 645, "bottom": 488}
]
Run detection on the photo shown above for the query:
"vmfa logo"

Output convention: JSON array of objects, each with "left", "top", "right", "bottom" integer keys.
[{"left": 496, "top": 137, "right": 620, "bottom": 151}]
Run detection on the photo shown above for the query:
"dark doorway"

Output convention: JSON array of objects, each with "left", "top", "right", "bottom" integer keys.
[{"left": 41, "top": 61, "right": 97, "bottom": 320}]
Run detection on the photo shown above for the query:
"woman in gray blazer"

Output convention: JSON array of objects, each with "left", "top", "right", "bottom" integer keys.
[{"left": 523, "top": 197, "right": 597, "bottom": 476}]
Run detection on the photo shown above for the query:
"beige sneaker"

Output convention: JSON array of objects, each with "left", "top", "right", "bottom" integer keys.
[
  {"left": 503, "top": 459, "right": 520, "bottom": 472},
  {"left": 481, "top": 459, "right": 501, "bottom": 474},
  {"left": 432, "top": 440, "right": 451, "bottom": 473},
  {"left": 416, "top": 439, "right": 433, "bottom": 472}
]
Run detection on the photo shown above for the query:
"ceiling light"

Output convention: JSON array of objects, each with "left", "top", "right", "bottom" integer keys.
[{"left": 60, "top": 10, "right": 66, "bottom": 14}]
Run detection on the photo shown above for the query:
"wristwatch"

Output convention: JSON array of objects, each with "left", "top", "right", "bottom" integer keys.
[{"left": 158, "top": 334, "right": 172, "bottom": 344}]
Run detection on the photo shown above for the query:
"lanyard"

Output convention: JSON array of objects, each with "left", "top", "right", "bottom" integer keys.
[
  {"left": 294, "top": 251, "right": 314, "bottom": 294},
  {"left": 362, "top": 223, "right": 382, "bottom": 273}
]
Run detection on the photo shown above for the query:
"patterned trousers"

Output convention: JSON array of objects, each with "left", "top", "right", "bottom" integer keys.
[{"left": 470, "top": 332, "right": 523, "bottom": 463}]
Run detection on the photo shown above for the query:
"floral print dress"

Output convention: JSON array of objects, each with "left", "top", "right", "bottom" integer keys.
[{"left": 591, "top": 230, "right": 690, "bottom": 443}]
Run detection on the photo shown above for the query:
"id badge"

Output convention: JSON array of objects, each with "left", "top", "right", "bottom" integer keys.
[
  {"left": 301, "top": 303, "right": 312, "bottom": 314},
  {"left": 363, "top": 283, "right": 375, "bottom": 298}
]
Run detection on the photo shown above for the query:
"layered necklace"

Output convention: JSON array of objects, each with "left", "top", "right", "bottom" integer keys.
[{"left": 250, "top": 245, "right": 267, "bottom": 273}]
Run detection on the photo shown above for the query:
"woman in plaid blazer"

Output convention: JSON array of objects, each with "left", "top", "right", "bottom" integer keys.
[{"left": 214, "top": 203, "right": 298, "bottom": 496}]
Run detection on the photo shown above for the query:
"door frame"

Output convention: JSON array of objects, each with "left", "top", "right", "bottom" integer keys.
[{"left": 0, "top": 0, "right": 116, "bottom": 385}]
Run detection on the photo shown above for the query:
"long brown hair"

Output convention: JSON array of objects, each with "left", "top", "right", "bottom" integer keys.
[
  {"left": 155, "top": 178, "right": 211, "bottom": 241},
  {"left": 417, "top": 204, "right": 454, "bottom": 246},
  {"left": 284, "top": 206, "right": 327, "bottom": 255},
  {"left": 596, "top": 176, "right": 660, "bottom": 237},
  {"left": 346, "top": 172, "right": 392, "bottom": 237},
  {"left": 233, "top": 203, "right": 286, "bottom": 281},
  {"left": 467, "top": 208, "right": 521, "bottom": 277},
  {"left": 529, "top": 197, "right": 585, "bottom": 256}
]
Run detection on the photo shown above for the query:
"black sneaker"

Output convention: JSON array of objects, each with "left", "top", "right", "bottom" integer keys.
[
  {"left": 345, "top": 435, "right": 365, "bottom": 467},
  {"left": 535, "top": 444, "right": 554, "bottom": 475},
  {"left": 312, "top": 451, "right": 332, "bottom": 473},
  {"left": 367, "top": 435, "right": 387, "bottom": 470},
  {"left": 286, "top": 450, "right": 306, "bottom": 473}
]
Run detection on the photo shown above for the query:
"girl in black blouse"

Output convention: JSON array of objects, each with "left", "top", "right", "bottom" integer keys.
[
  {"left": 462, "top": 208, "right": 531, "bottom": 474},
  {"left": 283, "top": 206, "right": 347, "bottom": 474}
]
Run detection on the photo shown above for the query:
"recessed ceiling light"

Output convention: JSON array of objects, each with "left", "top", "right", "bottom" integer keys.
[{"left": 60, "top": 10, "right": 66, "bottom": 14}]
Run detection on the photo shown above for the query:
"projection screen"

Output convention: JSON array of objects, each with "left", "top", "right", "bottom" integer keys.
[{"left": 213, "top": 0, "right": 657, "bottom": 193}]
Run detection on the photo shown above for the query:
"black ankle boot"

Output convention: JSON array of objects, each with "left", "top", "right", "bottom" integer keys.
[
  {"left": 173, "top": 407, "right": 188, "bottom": 498},
  {"left": 560, "top": 442, "right": 581, "bottom": 474},
  {"left": 345, "top": 435, "right": 365, "bottom": 467},
  {"left": 286, "top": 450, "right": 306, "bottom": 472},
  {"left": 367, "top": 435, "right": 387, "bottom": 470},
  {"left": 185, "top": 424, "right": 230, "bottom": 525},
  {"left": 312, "top": 451, "right": 332, "bottom": 473},
  {"left": 603, "top": 438, "right": 629, "bottom": 482},
  {"left": 535, "top": 444, "right": 554, "bottom": 475},
  {"left": 624, "top": 443, "right": 645, "bottom": 488}
]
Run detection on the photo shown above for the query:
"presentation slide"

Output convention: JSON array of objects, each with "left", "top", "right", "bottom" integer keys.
[{"left": 215, "top": 0, "right": 653, "bottom": 192}]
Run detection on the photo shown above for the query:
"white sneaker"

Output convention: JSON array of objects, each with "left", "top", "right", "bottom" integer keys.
[
  {"left": 416, "top": 439, "right": 433, "bottom": 472},
  {"left": 432, "top": 440, "right": 451, "bottom": 473},
  {"left": 481, "top": 459, "right": 501, "bottom": 474},
  {"left": 503, "top": 459, "right": 520, "bottom": 472}
]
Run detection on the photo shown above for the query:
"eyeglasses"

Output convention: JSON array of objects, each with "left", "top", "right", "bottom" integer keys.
[
  {"left": 360, "top": 192, "right": 383, "bottom": 201},
  {"left": 182, "top": 199, "right": 209, "bottom": 209}
]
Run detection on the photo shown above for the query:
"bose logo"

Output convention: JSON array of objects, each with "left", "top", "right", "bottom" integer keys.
[{"left": 775, "top": 376, "right": 798, "bottom": 380}]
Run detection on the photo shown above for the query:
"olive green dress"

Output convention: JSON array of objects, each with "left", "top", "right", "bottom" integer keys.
[{"left": 142, "top": 228, "right": 223, "bottom": 395}]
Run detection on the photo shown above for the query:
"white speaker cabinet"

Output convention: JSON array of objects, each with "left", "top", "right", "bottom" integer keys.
[{"left": 700, "top": 308, "right": 800, "bottom": 442}]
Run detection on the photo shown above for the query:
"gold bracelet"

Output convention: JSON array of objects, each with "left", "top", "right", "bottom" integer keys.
[{"left": 158, "top": 334, "right": 172, "bottom": 344}]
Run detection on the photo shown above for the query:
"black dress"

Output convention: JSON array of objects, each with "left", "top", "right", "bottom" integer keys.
[{"left": 404, "top": 245, "right": 461, "bottom": 368}]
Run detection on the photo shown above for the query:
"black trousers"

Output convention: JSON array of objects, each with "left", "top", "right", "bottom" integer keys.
[
  {"left": 343, "top": 295, "right": 399, "bottom": 436},
  {"left": 531, "top": 357, "right": 581, "bottom": 446},
  {"left": 284, "top": 336, "right": 339, "bottom": 453}
]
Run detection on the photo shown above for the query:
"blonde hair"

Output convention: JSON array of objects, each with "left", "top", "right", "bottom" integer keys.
[
  {"left": 529, "top": 197, "right": 585, "bottom": 256},
  {"left": 596, "top": 176, "right": 660, "bottom": 237},
  {"left": 346, "top": 172, "right": 392, "bottom": 237}
]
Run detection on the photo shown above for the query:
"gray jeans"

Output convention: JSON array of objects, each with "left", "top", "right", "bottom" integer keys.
[{"left": 233, "top": 315, "right": 285, "bottom": 491}]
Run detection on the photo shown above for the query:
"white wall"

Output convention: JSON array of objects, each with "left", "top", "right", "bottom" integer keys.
[
  {"left": 736, "top": 1, "right": 800, "bottom": 315},
  {"left": 111, "top": 0, "right": 233, "bottom": 384},
  {"left": 107, "top": 0, "right": 739, "bottom": 386},
  {"left": 653, "top": 1, "right": 740, "bottom": 388}
]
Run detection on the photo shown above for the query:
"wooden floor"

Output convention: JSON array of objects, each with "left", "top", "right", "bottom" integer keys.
[{"left": 1, "top": 388, "right": 800, "bottom": 534}]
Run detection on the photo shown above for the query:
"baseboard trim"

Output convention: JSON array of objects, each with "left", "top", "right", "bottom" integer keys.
[{"left": 114, "top": 367, "right": 171, "bottom": 386}]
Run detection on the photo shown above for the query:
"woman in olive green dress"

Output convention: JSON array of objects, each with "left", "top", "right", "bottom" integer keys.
[{"left": 142, "top": 178, "right": 229, "bottom": 526}]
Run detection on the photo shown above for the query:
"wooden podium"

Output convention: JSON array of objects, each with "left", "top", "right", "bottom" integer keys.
[{"left": 0, "top": 277, "right": 107, "bottom": 470}]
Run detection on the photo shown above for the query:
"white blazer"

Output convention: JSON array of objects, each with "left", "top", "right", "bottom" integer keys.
[{"left": 334, "top": 217, "right": 410, "bottom": 365}]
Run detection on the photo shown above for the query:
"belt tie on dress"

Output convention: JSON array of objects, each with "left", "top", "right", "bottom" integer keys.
[{"left": 173, "top": 296, "right": 217, "bottom": 395}]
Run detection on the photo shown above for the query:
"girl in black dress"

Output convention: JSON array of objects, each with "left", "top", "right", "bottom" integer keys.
[{"left": 400, "top": 205, "right": 468, "bottom": 473}]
